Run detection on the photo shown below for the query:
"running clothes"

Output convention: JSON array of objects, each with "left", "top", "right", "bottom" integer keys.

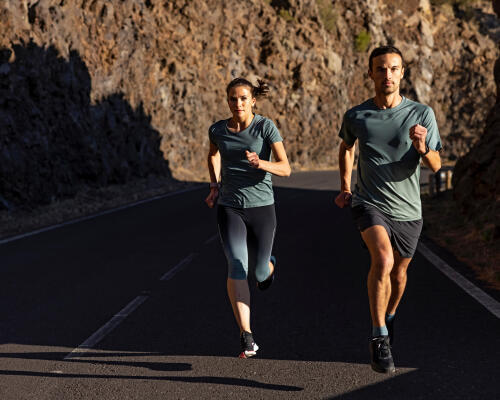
[
  {"left": 209, "top": 114, "right": 283, "bottom": 208},
  {"left": 351, "top": 203, "right": 423, "bottom": 258},
  {"left": 217, "top": 204, "right": 276, "bottom": 281},
  {"left": 339, "top": 97, "right": 442, "bottom": 221}
]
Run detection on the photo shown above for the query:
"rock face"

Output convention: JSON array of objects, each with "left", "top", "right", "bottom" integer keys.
[
  {"left": 0, "top": 42, "right": 170, "bottom": 209},
  {"left": 0, "top": 0, "right": 499, "bottom": 209},
  {"left": 453, "top": 0, "right": 500, "bottom": 230}
]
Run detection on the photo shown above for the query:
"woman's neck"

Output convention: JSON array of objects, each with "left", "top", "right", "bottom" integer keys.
[{"left": 227, "top": 113, "right": 255, "bottom": 132}]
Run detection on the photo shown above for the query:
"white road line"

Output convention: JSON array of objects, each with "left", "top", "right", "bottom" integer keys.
[
  {"left": 204, "top": 234, "right": 219, "bottom": 245},
  {"left": 64, "top": 250, "right": 200, "bottom": 360},
  {"left": 64, "top": 295, "right": 149, "bottom": 360},
  {"left": 0, "top": 186, "right": 203, "bottom": 246},
  {"left": 418, "top": 242, "right": 500, "bottom": 319},
  {"left": 160, "top": 253, "right": 197, "bottom": 281}
]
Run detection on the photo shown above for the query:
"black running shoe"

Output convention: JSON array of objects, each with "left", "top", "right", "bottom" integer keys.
[
  {"left": 386, "top": 317, "right": 394, "bottom": 345},
  {"left": 369, "top": 336, "right": 395, "bottom": 373},
  {"left": 257, "top": 256, "right": 276, "bottom": 291},
  {"left": 239, "top": 331, "right": 259, "bottom": 358}
]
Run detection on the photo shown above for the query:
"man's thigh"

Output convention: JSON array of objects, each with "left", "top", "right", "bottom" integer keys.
[
  {"left": 361, "top": 225, "right": 393, "bottom": 263},
  {"left": 352, "top": 204, "right": 393, "bottom": 261}
]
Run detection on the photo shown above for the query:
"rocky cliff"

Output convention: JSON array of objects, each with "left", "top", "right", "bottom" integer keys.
[
  {"left": 0, "top": 0, "right": 499, "bottom": 209},
  {"left": 452, "top": 0, "right": 500, "bottom": 233}
]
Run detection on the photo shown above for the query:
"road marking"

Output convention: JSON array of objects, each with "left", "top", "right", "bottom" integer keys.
[
  {"left": 204, "top": 234, "right": 218, "bottom": 245},
  {"left": 160, "top": 253, "right": 197, "bottom": 281},
  {"left": 418, "top": 242, "right": 500, "bottom": 319},
  {"left": 0, "top": 186, "right": 204, "bottom": 245},
  {"left": 64, "top": 250, "right": 200, "bottom": 360},
  {"left": 64, "top": 295, "right": 149, "bottom": 360}
]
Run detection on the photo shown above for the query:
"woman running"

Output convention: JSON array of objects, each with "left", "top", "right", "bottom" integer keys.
[{"left": 206, "top": 77, "right": 291, "bottom": 358}]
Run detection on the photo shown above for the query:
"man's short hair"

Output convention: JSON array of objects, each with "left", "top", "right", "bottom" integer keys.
[{"left": 369, "top": 46, "right": 404, "bottom": 71}]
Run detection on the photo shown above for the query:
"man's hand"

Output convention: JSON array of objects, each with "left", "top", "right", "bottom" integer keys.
[
  {"left": 409, "top": 124, "right": 427, "bottom": 155},
  {"left": 205, "top": 188, "right": 219, "bottom": 208},
  {"left": 245, "top": 150, "right": 260, "bottom": 168},
  {"left": 334, "top": 191, "right": 352, "bottom": 208}
]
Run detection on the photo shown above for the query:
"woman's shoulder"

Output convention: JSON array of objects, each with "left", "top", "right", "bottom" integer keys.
[
  {"left": 253, "top": 114, "right": 277, "bottom": 130},
  {"left": 209, "top": 119, "right": 229, "bottom": 134}
]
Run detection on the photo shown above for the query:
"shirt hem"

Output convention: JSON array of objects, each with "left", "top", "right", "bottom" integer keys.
[
  {"left": 352, "top": 199, "right": 422, "bottom": 222},
  {"left": 218, "top": 199, "right": 275, "bottom": 209}
]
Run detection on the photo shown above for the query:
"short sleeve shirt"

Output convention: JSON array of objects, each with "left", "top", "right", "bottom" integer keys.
[
  {"left": 339, "top": 97, "right": 442, "bottom": 221},
  {"left": 209, "top": 114, "right": 283, "bottom": 208}
]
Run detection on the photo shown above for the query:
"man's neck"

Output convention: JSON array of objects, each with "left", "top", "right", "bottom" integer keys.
[{"left": 373, "top": 92, "right": 402, "bottom": 109}]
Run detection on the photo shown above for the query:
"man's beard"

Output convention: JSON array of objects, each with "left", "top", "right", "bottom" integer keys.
[{"left": 381, "top": 82, "right": 399, "bottom": 94}]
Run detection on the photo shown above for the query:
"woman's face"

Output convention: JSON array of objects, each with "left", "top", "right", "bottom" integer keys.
[{"left": 227, "top": 85, "right": 255, "bottom": 121}]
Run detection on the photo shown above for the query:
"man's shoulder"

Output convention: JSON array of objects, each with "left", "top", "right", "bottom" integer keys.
[
  {"left": 401, "top": 97, "right": 434, "bottom": 115},
  {"left": 344, "top": 99, "right": 375, "bottom": 119}
]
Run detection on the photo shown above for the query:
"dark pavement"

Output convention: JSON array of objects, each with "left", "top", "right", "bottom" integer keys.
[{"left": 0, "top": 171, "right": 499, "bottom": 399}]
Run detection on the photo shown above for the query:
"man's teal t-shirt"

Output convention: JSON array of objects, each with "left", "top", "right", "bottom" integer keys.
[
  {"left": 339, "top": 97, "right": 442, "bottom": 221},
  {"left": 209, "top": 114, "right": 283, "bottom": 208}
]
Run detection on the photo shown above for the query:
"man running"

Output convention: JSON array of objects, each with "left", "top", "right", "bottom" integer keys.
[{"left": 335, "top": 46, "right": 442, "bottom": 373}]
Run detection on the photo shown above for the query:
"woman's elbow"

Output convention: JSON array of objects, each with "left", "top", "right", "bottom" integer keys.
[{"left": 283, "top": 165, "right": 292, "bottom": 177}]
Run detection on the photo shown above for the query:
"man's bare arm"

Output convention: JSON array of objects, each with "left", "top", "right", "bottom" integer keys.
[
  {"left": 335, "top": 140, "right": 356, "bottom": 208},
  {"left": 421, "top": 150, "right": 441, "bottom": 173}
]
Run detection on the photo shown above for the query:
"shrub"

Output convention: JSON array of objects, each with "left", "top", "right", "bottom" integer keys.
[
  {"left": 355, "top": 30, "right": 371, "bottom": 52},
  {"left": 316, "top": 0, "right": 337, "bottom": 33},
  {"left": 279, "top": 8, "right": 294, "bottom": 22}
]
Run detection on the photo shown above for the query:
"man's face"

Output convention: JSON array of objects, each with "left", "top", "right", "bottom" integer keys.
[{"left": 369, "top": 53, "right": 404, "bottom": 95}]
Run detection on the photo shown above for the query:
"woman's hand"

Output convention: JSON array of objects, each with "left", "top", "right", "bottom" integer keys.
[
  {"left": 205, "top": 187, "right": 219, "bottom": 208},
  {"left": 246, "top": 142, "right": 291, "bottom": 177},
  {"left": 245, "top": 150, "right": 260, "bottom": 169}
]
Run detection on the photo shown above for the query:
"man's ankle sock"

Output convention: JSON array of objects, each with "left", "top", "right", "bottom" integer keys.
[
  {"left": 386, "top": 313, "right": 395, "bottom": 323},
  {"left": 372, "top": 325, "right": 388, "bottom": 337}
]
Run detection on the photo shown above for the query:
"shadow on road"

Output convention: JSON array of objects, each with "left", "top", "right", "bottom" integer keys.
[
  {"left": 0, "top": 370, "right": 302, "bottom": 392},
  {"left": 0, "top": 350, "right": 302, "bottom": 391},
  {"left": 0, "top": 186, "right": 498, "bottom": 398}
]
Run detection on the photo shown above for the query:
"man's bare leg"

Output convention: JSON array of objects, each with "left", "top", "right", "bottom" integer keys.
[
  {"left": 361, "top": 225, "right": 394, "bottom": 329},
  {"left": 387, "top": 250, "right": 412, "bottom": 315}
]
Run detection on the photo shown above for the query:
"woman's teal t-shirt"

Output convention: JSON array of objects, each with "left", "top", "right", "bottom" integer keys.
[{"left": 209, "top": 114, "right": 283, "bottom": 208}]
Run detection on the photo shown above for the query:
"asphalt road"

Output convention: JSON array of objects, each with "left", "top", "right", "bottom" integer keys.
[{"left": 0, "top": 171, "right": 499, "bottom": 399}]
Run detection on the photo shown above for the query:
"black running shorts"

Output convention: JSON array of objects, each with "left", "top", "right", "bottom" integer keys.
[{"left": 351, "top": 203, "right": 423, "bottom": 258}]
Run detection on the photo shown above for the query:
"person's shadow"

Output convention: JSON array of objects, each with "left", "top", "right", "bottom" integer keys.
[{"left": 0, "top": 41, "right": 172, "bottom": 211}]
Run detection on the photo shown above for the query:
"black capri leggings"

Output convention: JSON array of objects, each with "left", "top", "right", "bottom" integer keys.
[{"left": 217, "top": 204, "right": 276, "bottom": 282}]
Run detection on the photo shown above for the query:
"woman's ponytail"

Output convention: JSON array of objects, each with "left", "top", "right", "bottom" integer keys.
[{"left": 226, "top": 77, "right": 270, "bottom": 99}]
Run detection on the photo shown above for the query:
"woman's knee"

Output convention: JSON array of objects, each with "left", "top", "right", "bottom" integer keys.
[{"left": 228, "top": 259, "right": 248, "bottom": 280}]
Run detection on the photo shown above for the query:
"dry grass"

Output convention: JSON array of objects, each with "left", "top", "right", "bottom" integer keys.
[{"left": 422, "top": 190, "right": 500, "bottom": 291}]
